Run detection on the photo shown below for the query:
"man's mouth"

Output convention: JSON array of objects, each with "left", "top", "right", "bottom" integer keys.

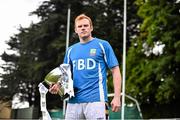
[{"left": 81, "top": 31, "right": 87, "bottom": 34}]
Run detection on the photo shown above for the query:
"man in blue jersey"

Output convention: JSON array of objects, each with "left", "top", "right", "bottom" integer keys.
[{"left": 49, "top": 14, "right": 121, "bottom": 119}]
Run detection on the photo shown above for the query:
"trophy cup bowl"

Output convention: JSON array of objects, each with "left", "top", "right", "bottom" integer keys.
[{"left": 42, "top": 64, "right": 71, "bottom": 100}]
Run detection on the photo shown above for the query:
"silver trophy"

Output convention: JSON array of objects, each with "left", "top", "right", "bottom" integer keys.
[{"left": 41, "top": 64, "right": 74, "bottom": 99}]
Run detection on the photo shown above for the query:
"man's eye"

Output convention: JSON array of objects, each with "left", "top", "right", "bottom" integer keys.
[
  {"left": 78, "top": 25, "right": 82, "bottom": 28},
  {"left": 84, "top": 25, "right": 89, "bottom": 27}
]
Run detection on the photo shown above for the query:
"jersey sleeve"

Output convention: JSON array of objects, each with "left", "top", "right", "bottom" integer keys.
[
  {"left": 102, "top": 41, "right": 119, "bottom": 69},
  {"left": 63, "top": 47, "right": 73, "bottom": 64}
]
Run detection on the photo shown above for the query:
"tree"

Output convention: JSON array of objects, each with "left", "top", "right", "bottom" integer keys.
[
  {"left": 1, "top": 0, "right": 69, "bottom": 106},
  {"left": 126, "top": 0, "right": 180, "bottom": 118}
]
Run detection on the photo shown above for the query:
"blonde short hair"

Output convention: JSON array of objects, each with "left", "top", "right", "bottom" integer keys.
[{"left": 74, "top": 14, "right": 93, "bottom": 28}]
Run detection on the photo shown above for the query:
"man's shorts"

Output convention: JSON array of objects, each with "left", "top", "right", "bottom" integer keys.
[{"left": 65, "top": 102, "right": 109, "bottom": 120}]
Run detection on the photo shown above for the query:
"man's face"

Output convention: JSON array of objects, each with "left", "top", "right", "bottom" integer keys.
[{"left": 75, "top": 18, "right": 93, "bottom": 40}]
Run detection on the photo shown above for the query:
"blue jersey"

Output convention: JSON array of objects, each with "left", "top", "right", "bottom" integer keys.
[{"left": 63, "top": 38, "right": 119, "bottom": 103}]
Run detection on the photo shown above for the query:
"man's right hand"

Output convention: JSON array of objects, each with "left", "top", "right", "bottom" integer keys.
[{"left": 49, "top": 83, "right": 60, "bottom": 94}]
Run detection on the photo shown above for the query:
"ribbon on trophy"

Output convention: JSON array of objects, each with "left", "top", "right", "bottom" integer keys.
[
  {"left": 38, "top": 64, "right": 74, "bottom": 120},
  {"left": 38, "top": 83, "right": 52, "bottom": 120}
]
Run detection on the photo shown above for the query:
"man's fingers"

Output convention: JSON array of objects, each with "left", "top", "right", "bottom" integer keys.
[
  {"left": 112, "top": 106, "right": 121, "bottom": 112},
  {"left": 111, "top": 103, "right": 121, "bottom": 112},
  {"left": 111, "top": 103, "right": 116, "bottom": 112},
  {"left": 49, "top": 84, "right": 59, "bottom": 94}
]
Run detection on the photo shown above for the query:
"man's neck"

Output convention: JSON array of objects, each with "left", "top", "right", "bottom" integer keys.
[{"left": 80, "top": 36, "right": 94, "bottom": 43}]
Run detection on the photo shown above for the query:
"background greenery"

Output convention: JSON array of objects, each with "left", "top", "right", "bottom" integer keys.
[{"left": 0, "top": 0, "right": 180, "bottom": 118}]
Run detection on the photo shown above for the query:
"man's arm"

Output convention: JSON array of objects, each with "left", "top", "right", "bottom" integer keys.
[{"left": 110, "top": 66, "right": 122, "bottom": 112}]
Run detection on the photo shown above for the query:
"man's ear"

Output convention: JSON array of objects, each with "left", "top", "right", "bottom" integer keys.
[
  {"left": 74, "top": 28, "right": 78, "bottom": 33},
  {"left": 90, "top": 26, "right": 93, "bottom": 32}
]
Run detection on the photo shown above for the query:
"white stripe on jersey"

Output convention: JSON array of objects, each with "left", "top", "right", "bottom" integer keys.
[
  {"left": 67, "top": 48, "right": 73, "bottom": 64},
  {"left": 99, "top": 42, "right": 108, "bottom": 64},
  {"left": 98, "top": 63, "right": 105, "bottom": 101}
]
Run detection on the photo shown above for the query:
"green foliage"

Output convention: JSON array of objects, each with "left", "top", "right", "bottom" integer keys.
[{"left": 127, "top": 0, "right": 180, "bottom": 118}]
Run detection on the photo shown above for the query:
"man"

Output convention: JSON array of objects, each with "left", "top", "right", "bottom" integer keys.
[{"left": 49, "top": 14, "right": 121, "bottom": 119}]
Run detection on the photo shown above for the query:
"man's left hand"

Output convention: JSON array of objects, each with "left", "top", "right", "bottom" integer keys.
[{"left": 110, "top": 96, "right": 121, "bottom": 112}]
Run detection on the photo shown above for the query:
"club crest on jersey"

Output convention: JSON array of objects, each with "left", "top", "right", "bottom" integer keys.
[{"left": 90, "top": 49, "right": 96, "bottom": 56}]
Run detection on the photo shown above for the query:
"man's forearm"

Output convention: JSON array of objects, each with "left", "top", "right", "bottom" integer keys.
[{"left": 111, "top": 66, "right": 122, "bottom": 98}]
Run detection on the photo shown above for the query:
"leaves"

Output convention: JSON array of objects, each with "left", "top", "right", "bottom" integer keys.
[{"left": 126, "top": 0, "right": 180, "bottom": 118}]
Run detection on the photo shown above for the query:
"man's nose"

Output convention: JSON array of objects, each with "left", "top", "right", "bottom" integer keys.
[{"left": 81, "top": 27, "right": 85, "bottom": 30}]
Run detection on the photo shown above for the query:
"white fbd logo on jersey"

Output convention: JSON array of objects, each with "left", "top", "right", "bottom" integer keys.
[{"left": 73, "top": 58, "right": 96, "bottom": 70}]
